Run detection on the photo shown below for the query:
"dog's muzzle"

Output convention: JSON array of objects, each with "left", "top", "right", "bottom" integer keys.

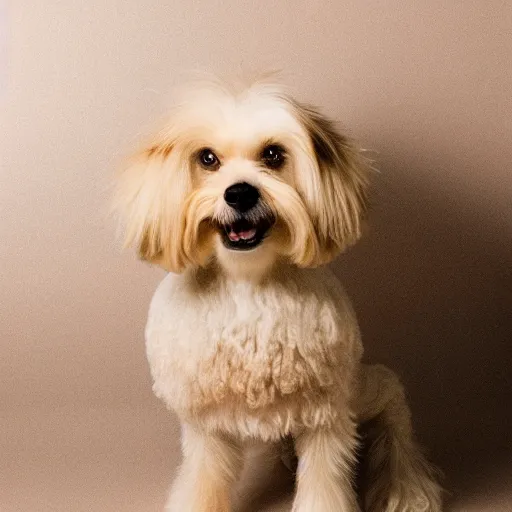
[{"left": 218, "top": 182, "right": 274, "bottom": 251}]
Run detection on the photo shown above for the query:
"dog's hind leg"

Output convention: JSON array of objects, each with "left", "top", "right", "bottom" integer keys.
[{"left": 356, "top": 364, "right": 443, "bottom": 512}]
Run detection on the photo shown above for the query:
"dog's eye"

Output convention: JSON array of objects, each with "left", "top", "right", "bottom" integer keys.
[
  {"left": 198, "top": 148, "right": 220, "bottom": 169},
  {"left": 261, "top": 144, "right": 286, "bottom": 170}
]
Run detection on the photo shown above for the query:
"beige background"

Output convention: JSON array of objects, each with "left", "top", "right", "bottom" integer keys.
[{"left": 1, "top": 1, "right": 511, "bottom": 511}]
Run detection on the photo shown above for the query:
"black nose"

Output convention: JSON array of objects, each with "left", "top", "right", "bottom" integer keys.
[{"left": 224, "top": 182, "right": 260, "bottom": 212}]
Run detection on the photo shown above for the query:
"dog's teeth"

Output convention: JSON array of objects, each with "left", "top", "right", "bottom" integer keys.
[
  {"left": 240, "top": 228, "right": 256, "bottom": 240},
  {"left": 226, "top": 227, "right": 257, "bottom": 242}
]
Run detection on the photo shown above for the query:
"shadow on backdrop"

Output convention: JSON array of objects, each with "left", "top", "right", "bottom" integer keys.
[{"left": 336, "top": 154, "right": 512, "bottom": 507}]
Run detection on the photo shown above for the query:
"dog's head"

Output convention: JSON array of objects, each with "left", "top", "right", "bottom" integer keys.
[{"left": 115, "top": 79, "right": 369, "bottom": 278}]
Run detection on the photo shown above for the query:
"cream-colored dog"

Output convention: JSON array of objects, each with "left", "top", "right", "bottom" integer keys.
[{"left": 115, "top": 78, "right": 442, "bottom": 511}]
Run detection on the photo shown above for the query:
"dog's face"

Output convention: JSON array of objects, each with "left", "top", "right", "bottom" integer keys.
[{"left": 115, "top": 81, "right": 368, "bottom": 277}]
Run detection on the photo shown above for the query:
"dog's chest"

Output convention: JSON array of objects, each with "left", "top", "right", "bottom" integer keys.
[{"left": 145, "top": 269, "right": 361, "bottom": 417}]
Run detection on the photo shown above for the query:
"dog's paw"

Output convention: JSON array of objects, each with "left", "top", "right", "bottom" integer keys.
[{"left": 365, "top": 479, "right": 443, "bottom": 512}]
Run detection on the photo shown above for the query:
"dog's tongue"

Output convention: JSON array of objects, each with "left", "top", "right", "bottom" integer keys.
[{"left": 228, "top": 227, "right": 257, "bottom": 242}]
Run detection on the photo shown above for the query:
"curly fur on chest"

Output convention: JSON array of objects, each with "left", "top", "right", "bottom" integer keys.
[{"left": 145, "top": 266, "right": 362, "bottom": 435}]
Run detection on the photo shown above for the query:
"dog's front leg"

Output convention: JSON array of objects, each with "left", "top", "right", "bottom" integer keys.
[
  {"left": 292, "top": 416, "right": 360, "bottom": 512},
  {"left": 165, "top": 423, "right": 243, "bottom": 512}
]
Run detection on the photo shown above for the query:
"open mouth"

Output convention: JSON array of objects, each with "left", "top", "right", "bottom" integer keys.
[{"left": 219, "top": 217, "right": 274, "bottom": 251}]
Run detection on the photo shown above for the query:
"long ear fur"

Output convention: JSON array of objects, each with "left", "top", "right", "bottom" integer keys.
[
  {"left": 295, "top": 103, "right": 369, "bottom": 263},
  {"left": 113, "top": 135, "right": 191, "bottom": 273}
]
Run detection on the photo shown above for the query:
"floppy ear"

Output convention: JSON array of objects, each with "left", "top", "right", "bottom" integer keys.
[
  {"left": 113, "top": 136, "right": 192, "bottom": 273},
  {"left": 296, "top": 104, "right": 369, "bottom": 263}
]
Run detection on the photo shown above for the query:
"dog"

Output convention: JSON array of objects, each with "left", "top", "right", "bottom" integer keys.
[{"left": 114, "top": 77, "right": 442, "bottom": 511}]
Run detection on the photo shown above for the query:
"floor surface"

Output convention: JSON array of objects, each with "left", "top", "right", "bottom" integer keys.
[{"left": 3, "top": 403, "right": 511, "bottom": 511}]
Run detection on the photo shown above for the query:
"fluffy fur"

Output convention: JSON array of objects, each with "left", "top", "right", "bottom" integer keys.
[{"left": 115, "top": 77, "right": 442, "bottom": 511}]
